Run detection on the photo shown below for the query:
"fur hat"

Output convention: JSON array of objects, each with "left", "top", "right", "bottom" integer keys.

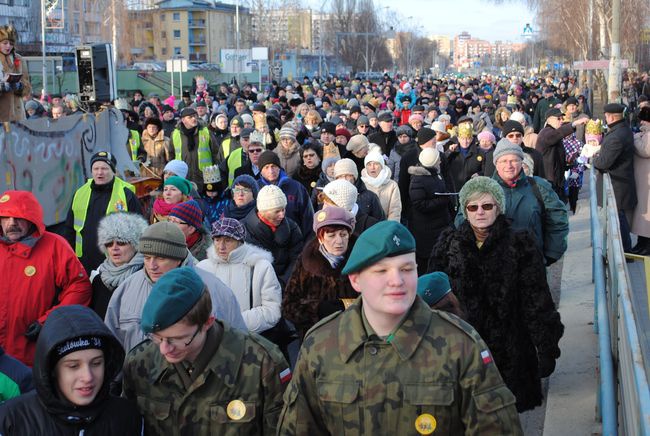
[
  {"left": 334, "top": 158, "right": 359, "bottom": 180},
  {"left": 458, "top": 176, "right": 506, "bottom": 219},
  {"left": 97, "top": 212, "right": 148, "bottom": 253},
  {"left": 257, "top": 185, "right": 287, "bottom": 211}
]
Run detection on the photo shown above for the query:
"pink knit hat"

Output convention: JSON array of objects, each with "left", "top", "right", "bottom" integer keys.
[{"left": 477, "top": 130, "right": 496, "bottom": 143}]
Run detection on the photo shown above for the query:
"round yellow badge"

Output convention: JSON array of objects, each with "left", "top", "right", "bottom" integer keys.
[
  {"left": 226, "top": 400, "right": 246, "bottom": 421},
  {"left": 415, "top": 413, "right": 437, "bottom": 435},
  {"left": 310, "top": 181, "right": 317, "bottom": 188},
  {"left": 24, "top": 266, "right": 36, "bottom": 277},
  {"left": 0, "top": 194, "right": 9, "bottom": 203},
  {"left": 317, "top": 211, "right": 327, "bottom": 222},
  {"left": 477, "top": 155, "right": 483, "bottom": 162}
]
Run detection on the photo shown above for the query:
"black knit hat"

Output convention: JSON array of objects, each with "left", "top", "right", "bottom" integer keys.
[
  {"left": 417, "top": 127, "right": 436, "bottom": 146},
  {"left": 258, "top": 150, "right": 282, "bottom": 170},
  {"left": 90, "top": 151, "right": 117, "bottom": 172},
  {"left": 502, "top": 120, "right": 524, "bottom": 135}
]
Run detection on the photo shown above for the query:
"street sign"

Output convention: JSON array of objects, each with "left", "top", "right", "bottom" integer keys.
[
  {"left": 251, "top": 47, "right": 268, "bottom": 61},
  {"left": 573, "top": 59, "right": 629, "bottom": 70},
  {"left": 166, "top": 59, "right": 188, "bottom": 73}
]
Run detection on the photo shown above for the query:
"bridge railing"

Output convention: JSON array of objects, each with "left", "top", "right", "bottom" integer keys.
[{"left": 590, "top": 168, "right": 650, "bottom": 435}]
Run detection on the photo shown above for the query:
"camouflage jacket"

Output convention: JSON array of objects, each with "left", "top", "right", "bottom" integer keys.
[
  {"left": 277, "top": 296, "right": 523, "bottom": 435},
  {"left": 123, "top": 322, "right": 290, "bottom": 436}
]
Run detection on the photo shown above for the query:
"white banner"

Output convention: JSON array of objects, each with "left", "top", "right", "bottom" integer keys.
[
  {"left": 0, "top": 109, "right": 135, "bottom": 225},
  {"left": 220, "top": 49, "right": 253, "bottom": 74}
]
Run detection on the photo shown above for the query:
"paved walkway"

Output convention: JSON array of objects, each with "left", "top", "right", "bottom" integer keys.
[{"left": 542, "top": 189, "right": 599, "bottom": 435}]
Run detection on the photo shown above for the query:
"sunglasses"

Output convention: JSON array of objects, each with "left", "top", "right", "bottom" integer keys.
[
  {"left": 506, "top": 133, "right": 523, "bottom": 138},
  {"left": 248, "top": 148, "right": 263, "bottom": 153},
  {"left": 466, "top": 203, "right": 496, "bottom": 212},
  {"left": 104, "top": 240, "right": 130, "bottom": 248}
]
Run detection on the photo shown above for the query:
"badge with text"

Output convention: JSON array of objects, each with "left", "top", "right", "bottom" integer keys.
[
  {"left": 226, "top": 399, "right": 246, "bottom": 421},
  {"left": 415, "top": 413, "right": 437, "bottom": 434}
]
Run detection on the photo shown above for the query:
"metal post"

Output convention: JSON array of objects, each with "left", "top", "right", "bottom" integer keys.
[
  {"left": 365, "top": 33, "right": 369, "bottom": 74},
  {"left": 258, "top": 60, "right": 262, "bottom": 90},
  {"left": 41, "top": 0, "right": 47, "bottom": 97},
  {"left": 607, "top": 0, "right": 621, "bottom": 102},
  {"left": 587, "top": 0, "right": 594, "bottom": 113},
  {"left": 179, "top": 66, "right": 183, "bottom": 96},
  {"left": 235, "top": 0, "right": 240, "bottom": 84},
  {"left": 170, "top": 60, "right": 174, "bottom": 97},
  {"left": 112, "top": 0, "right": 117, "bottom": 66}
]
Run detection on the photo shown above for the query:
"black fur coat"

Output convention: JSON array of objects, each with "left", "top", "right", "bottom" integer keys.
[{"left": 430, "top": 215, "right": 564, "bottom": 412}]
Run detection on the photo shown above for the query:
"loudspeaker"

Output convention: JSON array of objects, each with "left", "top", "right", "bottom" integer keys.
[{"left": 76, "top": 44, "right": 117, "bottom": 103}]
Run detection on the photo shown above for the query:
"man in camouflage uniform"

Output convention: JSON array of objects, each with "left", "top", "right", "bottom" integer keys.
[
  {"left": 277, "top": 221, "right": 523, "bottom": 435},
  {"left": 122, "top": 267, "right": 290, "bottom": 435}
]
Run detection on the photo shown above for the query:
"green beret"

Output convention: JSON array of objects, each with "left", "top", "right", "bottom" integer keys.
[
  {"left": 341, "top": 221, "right": 415, "bottom": 274},
  {"left": 417, "top": 272, "right": 452, "bottom": 306},
  {"left": 164, "top": 176, "right": 192, "bottom": 196},
  {"left": 141, "top": 267, "right": 205, "bottom": 333}
]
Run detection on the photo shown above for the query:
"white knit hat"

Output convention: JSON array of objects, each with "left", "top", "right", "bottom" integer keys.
[
  {"left": 323, "top": 179, "right": 358, "bottom": 212},
  {"left": 163, "top": 160, "right": 189, "bottom": 179},
  {"left": 334, "top": 158, "right": 359, "bottom": 180},
  {"left": 419, "top": 148, "right": 441, "bottom": 168},
  {"left": 431, "top": 121, "right": 447, "bottom": 134},
  {"left": 256, "top": 185, "right": 287, "bottom": 211},
  {"left": 510, "top": 111, "right": 526, "bottom": 124},
  {"left": 364, "top": 149, "right": 385, "bottom": 169}
]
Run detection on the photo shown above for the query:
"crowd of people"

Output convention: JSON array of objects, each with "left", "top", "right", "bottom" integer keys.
[{"left": 3, "top": 22, "right": 650, "bottom": 434}]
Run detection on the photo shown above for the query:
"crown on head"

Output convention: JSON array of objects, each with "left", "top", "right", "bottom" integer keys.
[
  {"left": 202, "top": 165, "right": 221, "bottom": 184},
  {"left": 586, "top": 119, "right": 603, "bottom": 135}
]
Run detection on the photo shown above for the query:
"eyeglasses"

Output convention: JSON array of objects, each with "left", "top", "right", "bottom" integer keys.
[
  {"left": 148, "top": 325, "right": 201, "bottom": 348},
  {"left": 104, "top": 240, "right": 130, "bottom": 248},
  {"left": 233, "top": 187, "right": 252, "bottom": 194},
  {"left": 248, "top": 148, "right": 263, "bottom": 154},
  {"left": 466, "top": 203, "right": 496, "bottom": 212}
]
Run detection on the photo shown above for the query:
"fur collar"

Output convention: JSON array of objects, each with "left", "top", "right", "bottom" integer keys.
[{"left": 300, "top": 238, "right": 351, "bottom": 277}]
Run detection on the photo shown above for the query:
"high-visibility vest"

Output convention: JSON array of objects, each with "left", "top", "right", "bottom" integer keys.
[
  {"left": 172, "top": 127, "right": 212, "bottom": 170},
  {"left": 227, "top": 148, "right": 244, "bottom": 186},
  {"left": 128, "top": 130, "right": 141, "bottom": 161},
  {"left": 71, "top": 177, "right": 136, "bottom": 257}
]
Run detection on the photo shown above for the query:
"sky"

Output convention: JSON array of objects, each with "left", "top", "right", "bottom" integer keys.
[{"left": 310, "top": 0, "right": 537, "bottom": 43}]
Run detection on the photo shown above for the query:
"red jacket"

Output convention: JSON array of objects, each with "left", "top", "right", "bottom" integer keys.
[{"left": 0, "top": 191, "right": 91, "bottom": 366}]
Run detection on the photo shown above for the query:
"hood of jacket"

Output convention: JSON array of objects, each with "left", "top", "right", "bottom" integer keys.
[
  {"left": 0, "top": 190, "right": 45, "bottom": 237},
  {"left": 32, "top": 305, "right": 125, "bottom": 424},
  {"left": 206, "top": 241, "right": 273, "bottom": 266}
]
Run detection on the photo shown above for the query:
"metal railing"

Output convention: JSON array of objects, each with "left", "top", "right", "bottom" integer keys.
[{"left": 590, "top": 168, "right": 650, "bottom": 435}]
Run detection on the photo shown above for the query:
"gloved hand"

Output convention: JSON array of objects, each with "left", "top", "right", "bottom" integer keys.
[
  {"left": 0, "top": 81, "right": 11, "bottom": 93},
  {"left": 12, "top": 81, "right": 23, "bottom": 92},
  {"left": 538, "top": 355, "right": 557, "bottom": 378},
  {"left": 545, "top": 256, "right": 558, "bottom": 266},
  {"left": 24, "top": 321, "right": 42, "bottom": 342}
]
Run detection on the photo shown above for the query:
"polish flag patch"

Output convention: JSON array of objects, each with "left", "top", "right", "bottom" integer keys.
[
  {"left": 280, "top": 368, "right": 292, "bottom": 383},
  {"left": 481, "top": 350, "right": 493, "bottom": 365}
]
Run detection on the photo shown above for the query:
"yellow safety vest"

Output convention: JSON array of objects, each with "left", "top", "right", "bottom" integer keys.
[
  {"left": 71, "top": 177, "right": 136, "bottom": 257},
  {"left": 128, "top": 130, "right": 141, "bottom": 161},
  {"left": 172, "top": 127, "right": 212, "bottom": 170},
  {"left": 227, "top": 148, "right": 244, "bottom": 187}
]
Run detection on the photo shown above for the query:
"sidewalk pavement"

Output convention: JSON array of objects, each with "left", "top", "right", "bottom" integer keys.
[{"left": 542, "top": 196, "right": 599, "bottom": 435}]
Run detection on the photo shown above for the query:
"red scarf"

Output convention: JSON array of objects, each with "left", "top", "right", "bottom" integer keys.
[
  {"left": 153, "top": 197, "right": 178, "bottom": 217},
  {"left": 257, "top": 213, "right": 278, "bottom": 232},
  {"left": 186, "top": 231, "right": 201, "bottom": 249}
]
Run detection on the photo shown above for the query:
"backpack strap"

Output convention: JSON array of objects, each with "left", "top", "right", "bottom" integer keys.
[{"left": 527, "top": 176, "right": 546, "bottom": 219}]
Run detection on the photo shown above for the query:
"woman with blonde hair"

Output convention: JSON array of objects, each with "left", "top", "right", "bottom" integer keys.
[{"left": 493, "top": 107, "right": 512, "bottom": 140}]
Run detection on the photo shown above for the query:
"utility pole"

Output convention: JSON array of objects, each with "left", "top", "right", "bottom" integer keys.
[
  {"left": 112, "top": 0, "right": 118, "bottom": 66},
  {"left": 235, "top": 0, "right": 240, "bottom": 84},
  {"left": 587, "top": 0, "right": 594, "bottom": 112},
  {"left": 41, "top": 0, "right": 47, "bottom": 97},
  {"left": 607, "top": 0, "right": 621, "bottom": 102},
  {"left": 365, "top": 33, "right": 369, "bottom": 74}
]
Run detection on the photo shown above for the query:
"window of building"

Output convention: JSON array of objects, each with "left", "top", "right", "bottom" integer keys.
[
  {"left": 162, "top": 48, "right": 167, "bottom": 55},
  {"left": 174, "top": 47, "right": 181, "bottom": 55},
  {"left": 161, "top": 14, "right": 165, "bottom": 21},
  {"left": 173, "top": 12, "right": 180, "bottom": 21},
  {"left": 173, "top": 29, "right": 181, "bottom": 39},
  {"left": 161, "top": 31, "right": 166, "bottom": 39}
]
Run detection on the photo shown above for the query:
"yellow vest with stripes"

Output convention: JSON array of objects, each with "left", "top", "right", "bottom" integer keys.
[
  {"left": 71, "top": 177, "right": 136, "bottom": 257},
  {"left": 227, "top": 148, "right": 244, "bottom": 186},
  {"left": 172, "top": 127, "right": 212, "bottom": 171},
  {"left": 128, "top": 130, "right": 141, "bottom": 161}
]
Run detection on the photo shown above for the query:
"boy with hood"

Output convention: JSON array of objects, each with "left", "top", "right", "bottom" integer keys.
[{"left": 0, "top": 305, "right": 143, "bottom": 434}]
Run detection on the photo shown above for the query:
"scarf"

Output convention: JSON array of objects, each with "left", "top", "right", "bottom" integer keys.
[
  {"left": 180, "top": 123, "right": 198, "bottom": 151},
  {"left": 319, "top": 243, "right": 345, "bottom": 269},
  {"left": 186, "top": 230, "right": 201, "bottom": 249},
  {"left": 361, "top": 167, "right": 391, "bottom": 188},
  {"left": 223, "top": 200, "right": 255, "bottom": 221},
  {"left": 153, "top": 196, "right": 180, "bottom": 217},
  {"left": 92, "top": 253, "right": 144, "bottom": 290}
]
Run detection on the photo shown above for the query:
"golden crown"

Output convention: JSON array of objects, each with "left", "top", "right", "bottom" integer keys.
[
  {"left": 586, "top": 119, "right": 603, "bottom": 135},
  {"left": 457, "top": 123, "right": 474, "bottom": 138}
]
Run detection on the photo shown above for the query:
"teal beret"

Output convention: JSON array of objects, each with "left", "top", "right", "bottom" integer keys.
[
  {"left": 141, "top": 267, "right": 205, "bottom": 333},
  {"left": 164, "top": 176, "right": 192, "bottom": 196},
  {"left": 417, "top": 272, "right": 452, "bottom": 306},
  {"left": 341, "top": 221, "right": 416, "bottom": 274}
]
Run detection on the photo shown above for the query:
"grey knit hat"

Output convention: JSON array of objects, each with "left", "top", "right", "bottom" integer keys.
[
  {"left": 458, "top": 176, "right": 506, "bottom": 219},
  {"left": 138, "top": 222, "right": 188, "bottom": 260},
  {"left": 492, "top": 138, "right": 525, "bottom": 165},
  {"left": 279, "top": 125, "right": 297, "bottom": 141},
  {"left": 97, "top": 212, "right": 149, "bottom": 253}
]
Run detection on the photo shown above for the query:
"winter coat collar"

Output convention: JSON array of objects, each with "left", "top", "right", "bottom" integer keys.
[
  {"left": 337, "top": 296, "right": 430, "bottom": 363},
  {"left": 300, "top": 237, "right": 351, "bottom": 277},
  {"left": 206, "top": 242, "right": 273, "bottom": 266}
]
